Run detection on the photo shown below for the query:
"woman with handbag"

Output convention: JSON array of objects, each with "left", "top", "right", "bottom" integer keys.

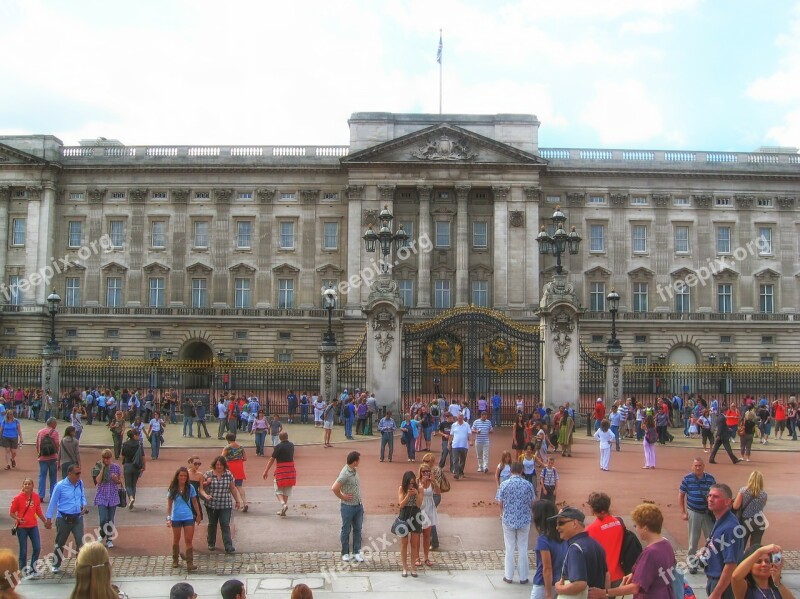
[
  {"left": 396, "top": 470, "right": 421, "bottom": 578},
  {"left": 93, "top": 449, "right": 123, "bottom": 549},
  {"left": 59, "top": 425, "right": 81, "bottom": 479},
  {"left": 733, "top": 470, "right": 768, "bottom": 548},
  {"left": 9, "top": 478, "right": 47, "bottom": 578},
  {"left": 121, "top": 429, "right": 146, "bottom": 510}
]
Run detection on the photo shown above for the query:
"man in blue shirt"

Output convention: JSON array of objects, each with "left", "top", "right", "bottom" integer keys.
[
  {"left": 491, "top": 391, "right": 502, "bottom": 427},
  {"left": 700, "top": 483, "right": 744, "bottom": 599},
  {"left": 679, "top": 458, "right": 716, "bottom": 573},
  {"left": 378, "top": 410, "right": 397, "bottom": 462},
  {"left": 45, "top": 463, "right": 88, "bottom": 573},
  {"left": 495, "top": 462, "right": 535, "bottom": 584},
  {"left": 551, "top": 506, "right": 609, "bottom": 596},
  {"left": 287, "top": 390, "right": 297, "bottom": 423}
]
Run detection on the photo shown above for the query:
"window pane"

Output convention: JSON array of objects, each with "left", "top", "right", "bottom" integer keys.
[
  {"left": 278, "top": 279, "right": 294, "bottom": 308},
  {"left": 68, "top": 221, "right": 82, "bottom": 247},
  {"left": 8, "top": 276, "right": 22, "bottom": 305},
  {"left": 632, "top": 225, "right": 648, "bottom": 253},
  {"left": 65, "top": 277, "right": 80, "bottom": 307},
  {"left": 633, "top": 282, "right": 648, "bottom": 312},
  {"left": 434, "top": 279, "right": 450, "bottom": 309},
  {"left": 149, "top": 277, "right": 165, "bottom": 307},
  {"left": 235, "top": 278, "right": 251, "bottom": 308},
  {"left": 110, "top": 221, "right": 125, "bottom": 247},
  {"left": 194, "top": 221, "right": 209, "bottom": 247},
  {"left": 280, "top": 222, "right": 294, "bottom": 249},
  {"left": 106, "top": 277, "right": 122, "bottom": 307},
  {"left": 323, "top": 222, "right": 339, "bottom": 250},
  {"left": 675, "top": 226, "right": 689, "bottom": 253},
  {"left": 759, "top": 284, "right": 774, "bottom": 313},
  {"left": 472, "top": 222, "right": 488, "bottom": 248},
  {"left": 398, "top": 280, "right": 414, "bottom": 307},
  {"left": 717, "top": 283, "right": 732, "bottom": 313},
  {"left": 589, "top": 282, "right": 605, "bottom": 311},
  {"left": 12, "top": 219, "right": 25, "bottom": 245},
  {"left": 192, "top": 278, "right": 207, "bottom": 308},
  {"left": 716, "top": 226, "right": 731, "bottom": 253},
  {"left": 151, "top": 222, "right": 165, "bottom": 247},
  {"left": 471, "top": 280, "right": 488, "bottom": 307},
  {"left": 590, "top": 225, "right": 605, "bottom": 252},
  {"left": 435, "top": 222, "right": 450, "bottom": 247},
  {"left": 758, "top": 227, "right": 772, "bottom": 255},
  {"left": 675, "top": 283, "right": 690, "bottom": 313},
  {"left": 237, "top": 221, "right": 252, "bottom": 248}
]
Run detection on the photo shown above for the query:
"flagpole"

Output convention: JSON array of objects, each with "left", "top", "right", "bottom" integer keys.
[{"left": 438, "top": 29, "right": 442, "bottom": 114}]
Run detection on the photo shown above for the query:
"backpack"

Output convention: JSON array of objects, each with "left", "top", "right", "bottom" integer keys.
[
  {"left": 39, "top": 430, "right": 57, "bottom": 457},
  {"left": 617, "top": 517, "right": 643, "bottom": 574},
  {"left": 645, "top": 427, "right": 657, "bottom": 444},
  {"left": 91, "top": 460, "right": 103, "bottom": 485}
]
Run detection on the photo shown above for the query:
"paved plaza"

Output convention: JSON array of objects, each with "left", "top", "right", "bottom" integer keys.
[{"left": 2, "top": 417, "right": 798, "bottom": 598}]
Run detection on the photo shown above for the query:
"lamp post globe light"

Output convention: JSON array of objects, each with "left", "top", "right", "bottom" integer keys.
[
  {"left": 362, "top": 204, "right": 409, "bottom": 274},
  {"left": 536, "top": 206, "right": 581, "bottom": 275},
  {"left": 322, "top": 286, "right": 337, "bottom": 344},
  {"left": 606, "top": 290, "right": 621, "bottom": 352},
  {"left": 45, "top": 289, "right": 61, "bottom": 352}
]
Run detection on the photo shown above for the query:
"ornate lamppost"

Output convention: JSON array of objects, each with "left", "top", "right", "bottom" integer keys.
[
  {"left": 536, "top": 206, "right": 582, "bottom": 274},
  {"left": 45, "top": 289, "right": 61, "bottom": 352},
  {"left": 606, "top": 290, "right": 621, "bottom": 352},
  {"left": 362, "top": 205, "right": 409, "bottom": 274},
  {"left": 322, "top": 286, "right": 337, "bottom": 345}
]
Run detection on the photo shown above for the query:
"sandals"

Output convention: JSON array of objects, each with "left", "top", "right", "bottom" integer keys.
[
  {"left": 410, "top": 571, "right": 418, "bottom": 577},
  {"left": 402, "top": 571, "right": 408, "bottom": 578},
  {"left": 242, "top": 504, "right": 249, "bottom": 513},
  {"left": 414, "top": 560, "right": 423, "bottom": 567},
  {"left": 424, "top": 559, "right": 435, "bottom": 566}
]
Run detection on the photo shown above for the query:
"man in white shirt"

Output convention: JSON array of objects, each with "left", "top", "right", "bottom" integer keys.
[
  {"left": 448, "top": 412, "right": 472, "bottom": 479},
  {"left": 448, "top": 399, "right": 462, "bottom": 419},
  {"left": 471, "top": 411, "right": 494, "bottom": 473}
]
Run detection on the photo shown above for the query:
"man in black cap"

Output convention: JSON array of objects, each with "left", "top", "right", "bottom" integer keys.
[{"left": 551, "top": 506, "right": 609, "bottom": 597}]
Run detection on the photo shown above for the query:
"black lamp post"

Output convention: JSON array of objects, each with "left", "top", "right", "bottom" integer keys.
[
  {"left": 362, "top": 205, "right": 408, "bottom": 273},
  {"left": 322, "top": 286, "right": 337, "bottom": 344},
  {"left": 536, "top": 206, "right": 581, "bottom": 275},
  {"left": 606, "top": 290, "right": 621, "bottom": 352},
  {"left": 708, "top": 353, "right": 717, "bottom": 365},
  {"left": 658, "top": 353, "right": 667, "bottom": 364},
  {"left": 45, "top": 289, "right": 61, "bottom": 352}
]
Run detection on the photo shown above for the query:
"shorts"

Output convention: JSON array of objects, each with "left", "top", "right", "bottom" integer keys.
[
  {"left": 171, "top": 519, "right": 195, "bottom": 528},
  {"left": 274, "top": 482, "right": 293, "bottom": 497},
  {"left": 323, "top": 421, "right": 333, "bottom": 430},
  {"left": 234, "top": 479, "right": 244, "bottom": 487},
  {"left": 1, "top": 437, "right": 18, "bottom": 449}
]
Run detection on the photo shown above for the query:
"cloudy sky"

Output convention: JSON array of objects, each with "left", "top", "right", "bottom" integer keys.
[{"left": 2, "top": 0, "right": 799, "bottom": 151}]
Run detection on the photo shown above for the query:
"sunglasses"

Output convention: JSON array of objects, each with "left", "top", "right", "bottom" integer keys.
[
  {"left": 193, "top": 462, "right": 201, "bottom": 466},
  {"left": 556, "top": 520, "right": 573, "bottom": 527}
]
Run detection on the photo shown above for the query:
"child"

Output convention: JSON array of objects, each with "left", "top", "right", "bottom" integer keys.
[
  {"left": 539, "top": 456, "right": 559, "bottom": 503},
  {"left": 495, "top": 450, "right": 513, "bottom": 487},
  {"left": 688, "top": 415, "right": 699, "bottom": 438},
  {"left": 521, "top": 442, "right": 537, "bottom": 487},
  {"left": 269, "top": 414, "right": 283, "bottom": 447},
  {"left": 593, "top": 418, "right": 615, "bottom": 471}
]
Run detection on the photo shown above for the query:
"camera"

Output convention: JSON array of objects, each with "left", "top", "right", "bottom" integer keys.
[{"left": 770, "top": 552, "right": 782, "bottom": 564}]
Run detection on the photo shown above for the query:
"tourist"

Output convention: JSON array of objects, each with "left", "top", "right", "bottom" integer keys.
[
  {"left": 204, "top": 456, "right": 243, "bottom": 553},
  {"left": 585, "top": 491, "right": 625, "bottom": 587},
  {"left": 530, "top": 499, "right": 567, "bottom": 599},
  {"left": 438, "top": 412, "right": 454, "bottom": 472},
  {"left": 756, "top": 400, "right": 771, "bottom": 444},
  {"left": 268, "top": 414, "right": 283, "bottom": 448},
  {"left": 608, "top": 404, "right": 622, "bottom": 451},
  {"left": 221, "top": 432, "right": 249, "bottom": 512},
  {"left": 378, "top": 410, "right": 396, "bottom": 462},
  {"left": 740, "top": 408, "right": 758, "bottom": 461},
  {"left": 642, "top": 413, "right": 657, "bottom": 469},
  {"left": 167, "top": 466, "right": 202, "bottom": 571},
  {"left": 169, "top": 582, "right": 196, "bottom": 599},
  {"left": 540, "top": 456, "right": 559, "bottom": 503},
  {"left": 732, "top": 471, "right": 768, "bottom": 548},
  {"left": 787, "top": 399, "right": 797, "bottom": 441},
  {"left": 322, "top": 398, "right": 337, "bottom": 447},
  {"left": 9, "top": 478, "right": 47, "bottom": 577},
  {"left": 416, "top": 462, "right": 439, "bottom": 568},
  {"left": 1, "top": 410, "right": 22, "bottom": 470},
  {"left": 420, "top": 452, "right": 444, "bottom": 551},
  {"left": 496, "top": 462, "right": 535, "bottom": 584},
  {"left": 699, "top": 408, "right": 714, "bottom": 452},
  {"left": 262, "top": 431, "right": 296, "bottom": 517},
  {"left": 250, "top": 409, "right": 269, "bottom": 456},
  {"left": 593, "top": 398, "right": 605, "bottom": 431},
  {"left": 120, "top": 429, "right": 145, "bottom": 510},
  {"left": 299, "top": 391, "right": 310, "bottom": 425},
  {"left": 93, "top": 449, "right": 122, "bottom": 548},
  {"left": 396, "top": 470, "right": 422, "bottom": 577},
  {"left": 146, "top": 410, "right": 165, "bottom": 459},
  {"left": 35, "top": 416, "right": 60, "bottom": 501},
  {"left": 0, "top": 547, "right": 23, "bottom": 598},
  {"left": 702, "top": 483, "right": 745, "bottom": 599},
  {"left": 593, "top": 419, "right": 615, "bottom": 471},
  {"left": 551, "top": 506, "right": 608, "bottom": 598},
  {"left": 195, "top": 400, "right": 211, "bottom": 438},
  {"left": 496, "top": 450, "right": 513, "bottom": 487},
  {"left": 216, "top": 398, "right": 228, "bottom": 439},
  {"left": 521, "top": 442, "right": 537, "bottom": 486},
  {"left": 220, "top": 579, "right": 246, "bottom": 599},
  {"left": 731, "top": 543, "right": 790, "bottom": 599},
  {"left": 291, "top": 583, "right": 314, "bottom": 599},
  {"left": 449, "top": 411, "right": 472, "bottom": 479},
  {"left": 108, "top": 410, "right": 126, "bottom": 459},
  {"left": 587, "top": 503, "right": 676, "bottom": 599},
  {"left": 45, "top": 463, "right": 89, "bottom": 573},
  {"left": 472, "top": 410, "right": 493, "bottom": 473},
  {"left": 680, "top": 457, "right": 716, "bottom": 573},
  {"left": 557, "top": 406, "right": 574, "bottom": 457},
  {"left": 331, "top": 450, "right": 363, "bottom": 563},
  {"left": 512, "top": 413, "right": 526, "bottom": 458},
  {"left": 710, "top": 409, "right": 742, "bottom": 464},
  {"left": 186, "top": 456, "right": 211, "bottom": 524},
  {"left": 400, "top": 412, "right": 417, "bottom": 461},
  {"left": 59, "top": 425, "right": 81, "bottom": 479},
  {"left": 313, "top": 394, "right": 325, "bottom": 427},
  {"left": 491, "top": 390, "right": 502, "bottom": 426},
  {"left": 68, "top": 541, "right": 129, "bottom": 599},
  {"left": 70, "top": 404, "right": 87, "bottom": 440},
  {"left": 355, "top": 396, "right": 368, "bottom": 435}
]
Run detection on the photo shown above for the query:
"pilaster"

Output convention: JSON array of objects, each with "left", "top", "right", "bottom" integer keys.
[
  {"left": 345, "top": 184, "right": 364, "bottom": 313},
  {"left": 23, "top": 187, "right": 42, "bottom": 304},
  {"left": 417, "top": 185, "right": 432, "bottom": 308},
  {"left": 492, "top": 186, "right": 509, "bottom": 308},
  {"left": 455, "top": 184, "right": 470, "bottom": 307},
  {"left": 0, "top": 187, "right": 10, "bottom": 293}
]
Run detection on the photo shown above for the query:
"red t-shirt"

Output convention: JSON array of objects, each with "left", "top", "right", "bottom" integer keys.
[
  {"left": 586, "top": 513, "right": 625, "bottom": 582},
  {"left": 593, "top": 403, "right": 606, "bottom": 421},
  {"left": 10, "top": 492, "right": 44, "bottom": 528}
]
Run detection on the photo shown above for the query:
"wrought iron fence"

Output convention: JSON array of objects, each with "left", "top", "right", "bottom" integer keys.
[
  {"left": 0, "top": 358, "right": 41, "bottom": 390},
  {"left": 338, "top": 333, "right": 367, "bottom": 395},
  {"left": 579, "top": 343, "right": 606, "bottom": 414}
]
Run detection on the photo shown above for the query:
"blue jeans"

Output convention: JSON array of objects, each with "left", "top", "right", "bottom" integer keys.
[
  {"left": 170, "top": 403, "right": 177, "bottom": 424},
  {"left": 183, "top": 416, "right": 194, "bottom": 436},
  {"left": 344, "top": 415, "right": 354, "bottom": 438},
  {"left": 439, "top": 437, "right": 452, "bottom": 471},
  {"left": 16, "top": 526, "right": 40, "bottom": 573},
  {"left": 38, "top": 459, "right": 57, "bottom": 499},
  {"left": 300, "top": 405, "right": 309, "bottom": 423},
  {"left": 150, "top": 431, "right": 161, "bottom": 459},
  {"left": 254, "top": 431, "right": 267, "bottom": 455},
  {"left": 492, "top": 407, "right": 500, "bottom": 427},
  {"left": 97, "top": 505, "right": 117, "bottom": 541},
  {"left": 610, "top": 425, "right": 620, "bottom": 450},
  {"left": 380, "top": 432, "right": 394, "bottom": 460},
  {"left": 339, "top": 503, "right": 363, "bottom": 556}
]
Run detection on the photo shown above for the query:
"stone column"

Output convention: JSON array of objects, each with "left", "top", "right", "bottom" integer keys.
[
  {"left": 364, "top": 275, "right": 403, "bottom": 415},
  {"left": 538, "top": 273, "right": 581, "bottom": 409},
  {"left": 345, "top": 185, "right": 364, "bottom": 313},
  {"left": 127, "top": 188, "right": 148, "bottom": 307},
  {"left": 256, "top": 189, "right": 276, "bottom": 307},
  {"left": 0, "top": 187, "right": 9, "bottom": 292},
  {"left": 36, "top": 184, "right": 58, "bottom": 305},
  {"left": 212, "top": 189, "right": 232, "bottom": 307},
  {"left": 523, "top": 186, "right": 542, "bottom": 307},
  {"left": 299, "top": 189, "right": 319, "bottom": 308},
  {"left": 23, "top": 187, "right": 42, "bottom": 304},
  {"left": 455, "top": 184, "right": 470, "bottom": 307},
  {"left": 85, "top": 188, "right": 108, "bottom": 305},
  {"left": 604, "top": 347, "right": 625, "bottom": 408},
  {"left": 319, "top": 343, "right": 339, "bottom": 403},
  {"left": 417, "top": 185, "right": 432, "bottom": 308},
  {"left": 41, "top": 350, "right": 62, "bottom": 400},
  {"left": 492, "top": 186, "right": 510, "bottom": 309},
  {"left": 169, "top": 189, "right": 189, "bottom": 307}
]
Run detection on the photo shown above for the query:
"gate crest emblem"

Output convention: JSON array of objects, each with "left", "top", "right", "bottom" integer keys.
[
  {"left": 484, "top": 338, "right": 517, "bottom": 374},
  {"left": 426, "top": 337, "right": 462, "bottom": 373}
]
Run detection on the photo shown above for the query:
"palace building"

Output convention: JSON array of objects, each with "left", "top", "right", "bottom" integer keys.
[{"left": 1, "top": 112, "right": 798, "bottom": 366}]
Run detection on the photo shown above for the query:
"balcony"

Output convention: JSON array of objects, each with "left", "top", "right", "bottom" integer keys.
[{"left": 581, "top": 311, "right": 795, "bottom": 322}]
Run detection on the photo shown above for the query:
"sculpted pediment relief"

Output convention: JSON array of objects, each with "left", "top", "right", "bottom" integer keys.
[
  {"left": 187, "top": 262, "right": 213, "bottom": 274},
  {"left": 342, "top": 124, "right": 546, "bottom": 166},
  {"left": 0, "top": 143, "right": 46, "bottom": 165},
  {"left": 143, "top": 261, "right": 170, "bottom": 274},
  {"left": 101, "top": 261, "right": 128, "bottom": 272}
]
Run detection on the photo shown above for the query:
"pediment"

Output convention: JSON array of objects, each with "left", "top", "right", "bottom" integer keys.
[
  {"left": 271, "top": 262, "right": 299, "bottom": 274},
  {"left": 627, "top": 267, "right": 655, "bottom": 278},
  {"left": 585, "top": 266, "right": 612, "bottom": 277},
  {"left": 753, "top": 268, "right": 780, "bottom": 280},
  {"left": 0, "top": 143, "right": 47, "bottom": 165},
  {"left": 143, "top": 261, "right": 170, "bottom": 274},
  {"left": 63, "top": 262, "right": 86, "bottom": 272},
  {"left": 316, "top": 263, "right": 343, "bottom": 275},
  {"left": 712, "top": 267, "right": 739, "bottom": 279},
  {"left": 670, "top": 267, "right": 695, "bottom": 278},
  {"left": 393, "top": 263, "right": 415, "bottom": 276},
  {"left": 186, "top": 262, "right": 213, "bottom": 274},
  {"left": 469, "top": 265, "right": 492, "bottom": 277},
  {"left": 341, "top": 124, "right": 547, "bottom": 166},
  {"left": 101, "top": 261, "right": 128, "bottom": 272},
  {"left": 229, "top": 262, "right": 256, "bottom": 274}
]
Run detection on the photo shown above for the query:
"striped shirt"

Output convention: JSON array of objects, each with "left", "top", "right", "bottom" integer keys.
[
  {"left": 471, "top": 418, "right": 493, "bottom": 443},
  {"left": 541, "top": 467, "right": 559, "bottom": 487},
  {"left": 617, "top": 405, "right": 629, "bottom": 421},
  {"left": 679, "top": 472, "right": 716, "bottom": 513}
]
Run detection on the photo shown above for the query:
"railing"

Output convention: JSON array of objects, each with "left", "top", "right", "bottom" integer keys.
[
  {"left": 56, "top": 306, "right": 345, "bottom": 318},
  {"left": 61, "top": 145, "right": 349, "bottom": 162},
  {"left": 538, "top": 148, "right": 800, "bottom": 167},
  {"left": 581, "top": 311, "right": 796, "bottom": 322}
]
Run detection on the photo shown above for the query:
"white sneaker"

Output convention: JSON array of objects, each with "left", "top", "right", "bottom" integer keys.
[
  {"left": 354, "top": 552, "right": 364, "bottom": 562},
  {"left": 50, "top": 566, "right": 60, "bottom": 574},
  {"left": 341, "top": 554, "right": 351, "bottom": 562},
  {"left": 106, "top": 539, "right": 114, "bottom": 548}
]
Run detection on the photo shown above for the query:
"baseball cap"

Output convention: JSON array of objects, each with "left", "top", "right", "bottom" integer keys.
[
  {"left": 596, "top": 398, "right": 603, "bottom": 403},
  {"left": 548, "top": 506, "right": 585, "bottom": 523}
]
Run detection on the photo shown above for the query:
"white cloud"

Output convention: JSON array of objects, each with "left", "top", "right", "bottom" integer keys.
[
  {"left": 764, "top": 107, "right": 800, "bottom": 147},
  {"left": 620, "top": 18, "right": 670, "bottom": 35}
]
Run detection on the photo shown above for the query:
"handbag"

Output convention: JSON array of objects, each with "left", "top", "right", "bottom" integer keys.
[
  {"left": 556, "top": 543, "right": 589, "bottom": 599},
  {"left": 391, "top": 516, "right": 410, "bottom": 537},
  {"left": 438, "top": 472, "right": 451, "bottom": 493},
  {"left": 118, "top": 487, "right": 128, "bottom": 508},
  {"left": 11, "top": 497, "right": 32, "bottom": 536}
]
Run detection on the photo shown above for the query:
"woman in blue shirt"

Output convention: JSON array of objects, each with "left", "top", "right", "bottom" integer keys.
[
  {"left": 2, "top": 411, "right": 22, "bottom": 469},
  {"left": 400, "top": 413, "right": 418, "bottom": 462},
  {"left": 167, "top": 466, "right": 201, "bottom": 572},
  {"left": 530, "top": 499, "right": 567, "bottom": 599}
]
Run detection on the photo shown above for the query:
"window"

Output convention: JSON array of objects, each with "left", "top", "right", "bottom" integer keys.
[
  {"left": 148, "top": 277, "right": 165, "bottom": 307},
  {"left": 634, "top": 335, "right": 647, "bottom": 344},
  {"left": 3, "top": 349, "right": 16, "bottom": 358},
  {"left": 674, "top": 197, "right": 690, "bottom": 206},
  {"left": 8, "top": 275, "right": 22, "bottom": 305},
  {"left": 11, "top": 219, "right": 25, "bottom": 246},
  {"left": 106, "top": 348, "right": 120, "bottom": 360},
  {"left": 64, "top": 349, "right": 78, "bottom": 360},
  {"left": 195, "top": 191, "right": 210, "bottom": 199},
  {"left": 152, "top": 191, "right": 167, "bottom": 200},
  {"left": 759, "top": 284, "right": 774, "bottom": 313},
  {"left": 760, "top": 356, "right": 774, "bottom": 366},
  {"left": 106, "top": 277, "right": 122, "bottom": 307},
  {"left": 278, "top": 331, "right": 292, "bottom": 340},
  {"left": 588, "top": 195, "right": 605, "bottom": 205},
  {"left": 106, "top": 329, "right": 119, "bottom": 338},
  {"left": 235, "top": 330, "right": 248, "bottom": 340},
  {"left": 66, "top": 329, "right": 78, "bottom": 338},
  {"left": 632, "top": 282, "right": 648, "bottom": 312},
  {"left": 234, "top": 278, "right": 251, "bottom": 308},
  {"left": 110, "top": 191, "right": 126, "bottom": 200},
  {"left": 322, "top": 279, "right": 337, "bottom": 296},
  {"left": 279, "top": 222, "right": 294, "bottom": 249},
  {"left": 149, "top": 350, "right": 162, "bottom": 360},
  {"left": 193, "top": 221, "right": 209, "bottom": 248},
  {"left": 323, "top": 192, "right": 339, "bottom": 201},
  {"left": 761, "top": 335, "right": 774, "bottom": 344},
  {"left": 471, "top": 281, "right": 489, "bottom": 307},
  {"left": 65, "top": 277, "right": 80, "bottom": 307},
  {"left": 3, "top": 328, "right": 14, "bottom": 336},
  {"left": 675, "top": 282, "right": 690, "bottom": 313},
  {"left": 280, "top": 192, "right": 295, "bottom": 201},
  {"left": 68, "top": 221, "right": 82, "bottom": 248},
  {"left": 634, "top": 356, "right": 649, "bottom": 365},
  {"left": 149, "top": 329, "right": 161, "bottom": 338},
  {"left": 591, "top": 335, "right": 604, "bottom": 343},
  {"left": 589, "top": 282, "right": 605, "bottom": 312},
  {"left": 716, "top": 197, "right": 731, "bottom": 206},
  {"left": 69, "top": 192, "right": 84, "bottom": 200},
  {"left": 717, "top": 283, "right": 732, "bottom": 313},
  {"left": 757, "top": 198, "right": 773, "bottom": 208},
  {"left": 674, "top": 226, "right": 690, "bottom": 253},
  {"left": 236, "top": 221, "right": 252, "bottom": 249},
  {"left": 758, "top": 227, "right": 773, "bottom": 255},
  {"left": 278, "top": 279, "right": 294, "bottom": 309},
  {"left": 546, "top": 195, "right": 560, "bottom": 204},
  {"left": 399, "top": 222, "right": 414, "bottom": 248},
  {"left": 716, "top": 226, "right": 731, "bottom": 253},
  {"left": 277, "top": 351, "right": 292, "bottom": 363},
  {"left": 472, "top": 221, "right": 488, "bottom": 249},
  {"left": 191, "top": 278, "right": 207, "bottom": 308},
  {"left": 435, "top": 221, "right": 450, "bottom": 247},
  {"left": 632, "top": 225, "right": 648, "bottom": 253},
  {"left": 720, "top": 335, "right": 732, "bottom": 343},
  {"left": 237, "top": 192, "right": 253, "bottom": 200},
  {"left": 398, "top": 280, "right": 414, "bottom": 307},
  {"left": 437, "top": 191, "right": 449, "bottom": 200},
  {"left": 234, "top": 352, "right": 248, "bottom": 363},
  {"left": 434, "top": 279, "right": 451, "bottom": 309},
  {"left": 631, "top": 196, "right": 647, "bottom": 206},
  {"left": 589, "top": 224, "right": 605, "bottom": 252},
  {"left": 110, "top": 220, "right": 125, "bottom": 248},
  {"left": 323, "top": 222, "right": 339, "bottom": 250},
  {"left": 151, "top": 221, "right": 166, "bottom": 248}
]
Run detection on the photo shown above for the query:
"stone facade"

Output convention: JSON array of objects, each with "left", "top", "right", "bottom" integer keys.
[{"left": 0, "top": 112, "right": 798, "bottom": 364}]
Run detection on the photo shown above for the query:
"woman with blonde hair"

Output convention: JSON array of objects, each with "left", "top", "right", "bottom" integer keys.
[
  {"left": 733, "top": 471, "right": 769, "bottom": 547},
  {"left": 68, "top": 541, "right": 128, "bottom": 599},
  {"left": 0, "top": 548, "right": 23, "bottom": 599},
  {"left": 420, "top": 453, "right": 444, "bottom": 550}
]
